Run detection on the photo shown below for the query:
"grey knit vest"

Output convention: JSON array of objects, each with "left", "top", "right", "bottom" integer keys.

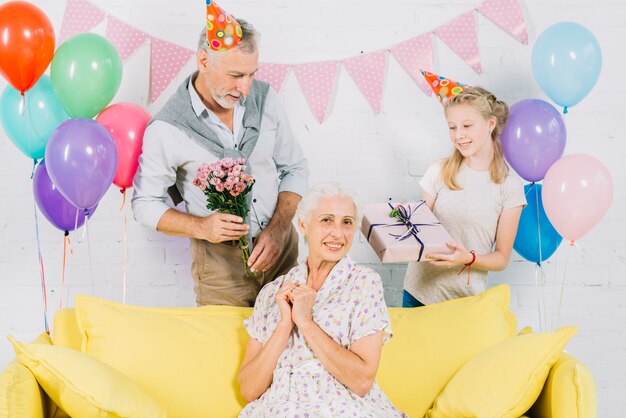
[{"left": 151, "top": 72, "right": 270, "bottom": 160}]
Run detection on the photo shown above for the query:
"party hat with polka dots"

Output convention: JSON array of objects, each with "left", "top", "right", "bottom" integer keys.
[
  {"left": 206, "top": 0, "right": 242, "bottom": 51},
  {"left": 421, "top": 70, "right": 467, "bottom": 105}
]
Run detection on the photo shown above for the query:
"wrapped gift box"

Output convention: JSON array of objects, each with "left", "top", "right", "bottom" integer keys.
[{"left": 361, "top": 201, "right": 454, "bottom": 263}]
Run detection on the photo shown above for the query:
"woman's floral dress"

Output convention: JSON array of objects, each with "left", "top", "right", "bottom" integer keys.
[{"left": 239, "top": 257, "right": 408, "bottom": 417}]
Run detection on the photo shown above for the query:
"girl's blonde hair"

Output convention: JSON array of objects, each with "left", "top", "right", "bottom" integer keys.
[{"left": 441, "top": 86, "right": 509, "bottom": 190}]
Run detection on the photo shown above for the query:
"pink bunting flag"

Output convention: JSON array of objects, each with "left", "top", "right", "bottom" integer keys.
[
  {"left": 342, "top": 50, "right": 388, "bottom": 114},
  {"left": 390, "top": 33, "right": 434, "bottom": 95},
  {"left": 58, "top": 0, "right": 107, "bottom": 44},
  {"left": 434, "top": 11, "right": 482, "bottom": 73},
  {"left": 292, "top": 61, "right": 339, "bottom": 123},
  {"left": 255, "top": 63, "right": 291, "bottom": 93},
  {"left": 477, "top": 0, "right": 528, "bottom": 44},
  {"left": 149, "top": 38, "right": 194, "bottom": 103},
  {"left": 105, "top": 16, "right": 150, "bottom": 61}
]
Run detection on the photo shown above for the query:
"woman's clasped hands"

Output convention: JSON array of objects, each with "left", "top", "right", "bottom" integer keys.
[{"left": 275, "top": 280, "right": 316, "bottom": 329}]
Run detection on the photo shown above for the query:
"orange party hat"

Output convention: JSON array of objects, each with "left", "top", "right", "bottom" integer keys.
[
  {"left": 206, "top": 0, "right": 242, "bottom": 51},
  {"left": 421, "top": 70, "right": 467, "bottom": 105}
]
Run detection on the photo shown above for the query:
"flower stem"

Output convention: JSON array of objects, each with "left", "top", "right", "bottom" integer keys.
[{"left": 239, "top": 236, "right": 251, "bottom": 276}]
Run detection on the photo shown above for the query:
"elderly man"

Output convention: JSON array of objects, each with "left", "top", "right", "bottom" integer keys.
[{"left": 132, "top": 1, "right": 308, "bottom": 307}]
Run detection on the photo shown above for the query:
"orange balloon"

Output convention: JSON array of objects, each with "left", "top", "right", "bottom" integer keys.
[{"left": 0, "top": 2, "right": 55, "bottom": 93}]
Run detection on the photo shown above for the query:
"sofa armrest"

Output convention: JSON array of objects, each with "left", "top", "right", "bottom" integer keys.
[
  {"left": 0, "top": 359, "right": 46, "bottom": 418},
  {"left": 531, "top": 352, "right": 597, "bottom": 418}
]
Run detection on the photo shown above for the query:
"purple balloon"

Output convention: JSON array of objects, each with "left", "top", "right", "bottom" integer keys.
[
  {"left": 501, "top": 99, "right": 566, "bottom": 182},
  {"left": 45, "top": 118, "right": 118, "bottom": 209},
  {"left": 33, "top": 160, "right": 97, "bottom": 232}
]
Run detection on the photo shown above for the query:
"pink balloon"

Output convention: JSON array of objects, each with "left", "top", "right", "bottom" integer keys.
[
  {"left": 96, "top": 102, "right": 151, "bottom": 191},
  {"left": 542, "top": 154, "right": 613, "bottom": 242}
]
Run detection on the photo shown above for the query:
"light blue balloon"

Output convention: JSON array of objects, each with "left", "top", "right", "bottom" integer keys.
[
  {"left": 0, "top": 75, "right": 70, "bottom": 160},
  {"left": 531, "top": 22, "right": 602, "bottom": 113}
]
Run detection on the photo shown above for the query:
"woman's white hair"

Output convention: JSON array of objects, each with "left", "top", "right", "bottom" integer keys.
[{"left": 295, "top": 182, "right": 363, "bottom": 228}]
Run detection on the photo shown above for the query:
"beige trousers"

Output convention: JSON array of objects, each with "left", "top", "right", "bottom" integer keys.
[{"left": 190, "top": 225, "right": 299, "bottom": 307}]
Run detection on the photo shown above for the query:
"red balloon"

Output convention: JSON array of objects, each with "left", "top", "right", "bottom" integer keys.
[
  {"left": 0, "top": 2, "right": 55, "bottom": 93},
  {"left": 96, "top": 103, "right": 151, "bottom": 191}
]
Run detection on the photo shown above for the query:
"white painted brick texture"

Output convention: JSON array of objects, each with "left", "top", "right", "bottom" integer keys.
[{"left": 1, "top": 1, "right": 624, "bottom": 416}]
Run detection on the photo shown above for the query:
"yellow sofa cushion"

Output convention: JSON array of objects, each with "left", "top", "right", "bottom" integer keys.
[
  {"left": 427, "top": 326, "right": 578, "bottom": 418},
  {"left": 8, "top": 336, "right": 166, "bottom": 418},
  {"left": 379, "top": 285, "right": 517, "bottom": 418},
  {"left": 532, "top": 351, "right": 598, "bottom": 418},
  {"left": 0, "top": 333, "right": 50, "bottom": 418},
  {"left": 75, "top": 295, "right": 253, "bottom": 418}
]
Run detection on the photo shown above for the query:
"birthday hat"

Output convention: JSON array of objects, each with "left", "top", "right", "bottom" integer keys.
[
  {"left": 421, "top": 70, "right": 467, "bottom": 105},
  {"left": 206, "top": 0, "right": 243, "bottom": 51}
]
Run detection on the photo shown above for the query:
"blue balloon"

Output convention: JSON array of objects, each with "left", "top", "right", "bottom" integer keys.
[
  {"left": 0, "top": 75, "right": 70, "bottom": 160},
  {"left": 531, "top": 22, "right": 602, "bottom": 112},
  {"left": 514, "top": 184, "right": 563, "bottom": 264}
]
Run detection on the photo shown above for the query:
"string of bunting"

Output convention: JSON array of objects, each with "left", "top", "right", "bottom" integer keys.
[{"left": 58, "top": 0, "right": 528, "bottom": 121}]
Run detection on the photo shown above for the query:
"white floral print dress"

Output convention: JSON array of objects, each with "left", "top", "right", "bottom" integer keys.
[{"left": 239, "top": 257, "right": 408, "bottom": 418}]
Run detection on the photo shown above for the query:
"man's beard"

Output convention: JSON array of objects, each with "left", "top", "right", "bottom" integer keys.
[{"left": 212, "top": 92, "right": 239, "bottom": 109}]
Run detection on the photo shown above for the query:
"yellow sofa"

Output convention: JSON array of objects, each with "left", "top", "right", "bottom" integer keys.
[{"left": 1, "top": 285, "right": 596, "bottom": 418}]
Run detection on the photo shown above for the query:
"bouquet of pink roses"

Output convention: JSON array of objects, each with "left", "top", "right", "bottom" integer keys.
[{"left": 193, "top": 157, "right": 255, "bottom": 274}]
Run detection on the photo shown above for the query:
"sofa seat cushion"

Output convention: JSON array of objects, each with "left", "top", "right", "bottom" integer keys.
[
  {"left": 75, "top": 295, "right": 253, "bottom": 418},
  {"left": 427, "top": 326, "right": 578, "bottom": 418},
  {"left": 380, "top": 284, "right": 517, "bottom": 418},
  {"left": 9, "top": 336, "right": 166, "bottom": 418}
]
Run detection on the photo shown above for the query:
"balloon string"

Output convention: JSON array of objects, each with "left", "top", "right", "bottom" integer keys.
[
  {"left": 60, "top": 232, "right": 73, "bottom": 309},
  {"left": 74, "top": 208, "right": 80, "bottom": 236},
  {"left": 535, "top": 186, "right": 544, "bottom": 266},
  {"left": 33, "top": 200, "right": 50, "bottom": 335},
  {"left": 31, "top": 159, "right": 37, "bottom": 180},
  {"left": 555, "top": 241, "right": 575, "bottom": 330},
  {"left": 123, "top": 210, "right": 128, "bottom": 304},
  {"left": 534, "top": 263, "right": 548, "bottom": 332},
  {"left": 85, "top": 212, "right": 95, "bottom": 295}
]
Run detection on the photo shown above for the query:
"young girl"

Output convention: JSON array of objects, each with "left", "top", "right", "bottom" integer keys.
[{"left": 403, "top": 86, "right": 526, "bottom": 307}]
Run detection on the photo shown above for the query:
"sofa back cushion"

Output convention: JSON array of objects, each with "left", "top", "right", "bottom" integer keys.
[
  {"left": 75, "top": 296, "right": 252, "bottom": 418},
  {"left": 380, "top": 284, "right": 517, "bottom": 418},
  {"left": 52, "top": 308, "right": 81, "bottom": 351}
]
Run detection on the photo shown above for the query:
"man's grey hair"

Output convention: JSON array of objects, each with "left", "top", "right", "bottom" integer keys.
[
  {"left": 295, "top": 183, "right": 363, "bottom": 229},
  {"left": 197, "top": 16, "right": 259, "bottom": 57}
]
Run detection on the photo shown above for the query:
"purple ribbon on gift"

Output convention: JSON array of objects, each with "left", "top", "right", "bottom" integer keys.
[{"left": 366, "top": 201, "right": 441, "bottom": 261}]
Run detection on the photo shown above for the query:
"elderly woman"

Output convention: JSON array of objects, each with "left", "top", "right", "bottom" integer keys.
[{"left": 238, "top": 183, "right": 406, "bottom": 417}]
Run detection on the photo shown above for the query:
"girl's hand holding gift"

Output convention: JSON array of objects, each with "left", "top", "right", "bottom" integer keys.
[{"left": 425, "top": 241, "right": 474, "bottom": 269}]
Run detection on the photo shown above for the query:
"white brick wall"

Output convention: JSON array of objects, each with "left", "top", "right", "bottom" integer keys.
[{"left": 1, "top": 0, "right": 624, "bottom": 416}]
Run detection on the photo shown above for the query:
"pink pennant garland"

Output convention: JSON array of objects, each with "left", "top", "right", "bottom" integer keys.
[
  {"left": 58, "top": 0, "right": 107, "bottom": 44},
  {"left": 390, "top": 33, "right": 434, "bottom": 95},
  {"left": 255, "top": 63, "right": 291, "bottom": 93},
  {"left": 342, "top": 51, "right": 388, "bottom": 114},
  {"left": 477, "top": 0, "right": 528, "bottom": 44},
  {"left": 293, "top": 61, "right": 339, "bottom": 123},
  {"left": 105, "top": 16, "right": 150, "bottom": 61},
  {"left": 434, "top": 11, "right": 482, "bottom": 74},
  {"left": 149, "top": 38, "right": 194, "bottom": 103}
]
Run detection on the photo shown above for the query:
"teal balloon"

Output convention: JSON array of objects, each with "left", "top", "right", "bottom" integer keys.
[
  {"left": 51, "top": 33, "right": 122, "bottom": 118},
  {"left": 0, "top": 75, "right": 70, "bottom": 160},
  {"left": 531, "top": 22, "right": 601, "bottom": 112},
  {"left": 514, "top": 184, "right": 563, "bottom": 264}
]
